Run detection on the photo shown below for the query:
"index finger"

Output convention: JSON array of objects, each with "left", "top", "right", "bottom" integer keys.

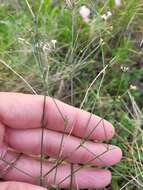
[{"left": 0, "top": 92, "right": 115, "bottom": 140}]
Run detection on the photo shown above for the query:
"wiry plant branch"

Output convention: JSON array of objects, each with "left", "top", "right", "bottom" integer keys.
[
  {"left": 25, "top": 0, "right": 35, "bottom": 19},
  {"left": 57, "top": 147, "right": 116, "bottom": 186},
  {"left": 0, "top": 153, "right": 23, "bottom": 178},
  {"left": 0, "top": 154, "right": 34, "bottom": 179},
  {"left": 0, "top": 59, "right": 37, "bottom": 94},
  {"left": 39, "top": 95, "right": 47, "bottom": 186},
  {"left": 43, "top": 114, "right": 109, "bottom": 179},
  {"left": 70, "top": 163, "right": 74, "bottom": 189},
  {"left": 80, "top": 64, "right": 108, "bottom": 109}
]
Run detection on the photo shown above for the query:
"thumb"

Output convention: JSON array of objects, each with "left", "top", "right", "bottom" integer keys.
[
  {"left": 0, "top": 182, "right": 47, "bottom": 190},
  {"left": 0, "top": 123, "right": 5, "bottom": 144}
]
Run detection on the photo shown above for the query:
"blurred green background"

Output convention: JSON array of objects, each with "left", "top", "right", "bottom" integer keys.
[{"left": 0, "top": 0, "right": 143, "bottom": 189}]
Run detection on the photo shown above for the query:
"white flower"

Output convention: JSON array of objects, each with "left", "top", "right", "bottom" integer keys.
[
  {"left": 51, "top": 40, "right": 57, "bottom": 48},
  {"left": 42, "top": 43, "right": 51, "bottom": 54},
  {"left": 79, "top": 5, "right": 90, "bottom": 23},
  {"left": 115, "top": 0, "right": 122, "bottom": 7},
  {"left": 121, "top": 66, "right": 129, "bottom": 72},
  {"left": 99, "top": 38, "right": 105, "bottom": 45},
  {"left": 130, "top": 85, "right": 137, "bottom": 90},
  {"left": 35, "top": 40, "right": 57, "bottom": 55},
  {"left": 101, "top": 11, "right": 112, "bottom": 21}
]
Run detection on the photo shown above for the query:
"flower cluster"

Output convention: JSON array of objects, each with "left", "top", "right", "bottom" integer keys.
[
  {"left": 79, "top": 5, "right": 113, "bottom": 23},
  {"left": 35, "top": 40, "right": 57, "bottom": 54},
  {"left": 121, "top": 66, "right": 129, "bottom": 72},
  {"left": 79, "top": 1, "right": 122, "bottom": 23}
]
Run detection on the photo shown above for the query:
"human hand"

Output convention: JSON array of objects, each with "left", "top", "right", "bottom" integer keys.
[{"left": 0, "top": 92, "right": 122, "bottom": 189}]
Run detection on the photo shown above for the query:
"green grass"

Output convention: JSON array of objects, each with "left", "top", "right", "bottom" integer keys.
[{"left": 0, "top": 0, "right": 143, "bottom": 189}]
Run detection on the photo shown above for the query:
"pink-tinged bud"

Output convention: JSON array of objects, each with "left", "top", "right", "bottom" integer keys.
[
  {"left": 79, "top": 6, "right": 90, "bottom": 23},
  {"left": 115, "top": 0, "right": 122, "bottom": 7}
]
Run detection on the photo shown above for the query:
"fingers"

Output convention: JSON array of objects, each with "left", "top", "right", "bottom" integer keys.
[
  {"left": 0, "top": 92, "right": 114, "bottom": 141},
  {"left": 0, "top": 182, "right": 46, "bottom": 190},
  {"left": 0, "top": 146, "right": 112, "bottom": 189},
  {"left": 5, "top": 128, "right": 122, "bottom": 166}
]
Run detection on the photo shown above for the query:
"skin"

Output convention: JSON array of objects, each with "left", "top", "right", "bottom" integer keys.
[{"left": 0, "top": 92, "right": 122, "bottom": 190}]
